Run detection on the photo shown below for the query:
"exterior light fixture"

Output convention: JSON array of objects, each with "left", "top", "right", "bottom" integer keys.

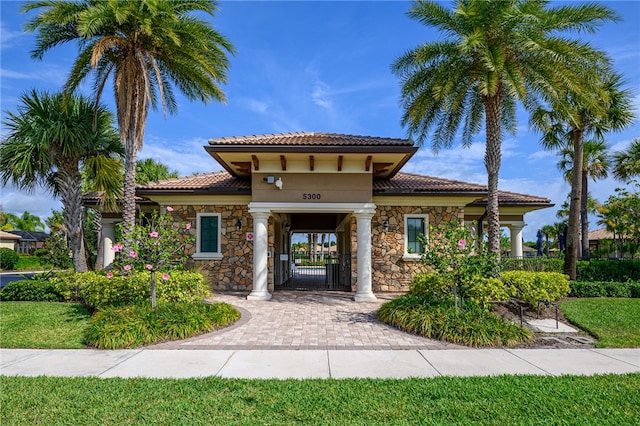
[
  {"left": 275, "top": 177, "right": 283, "bottom": 190},
  {"left": 383, "top": 219, "right": 389, "bottom": 232},
  {"left": 236, "top": 218, "right": 242, "bottom": 231}
]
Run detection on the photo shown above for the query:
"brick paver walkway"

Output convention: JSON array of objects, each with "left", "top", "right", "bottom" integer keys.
[{"left": 152, "top": 292, "right": 460, "bottom": 350}]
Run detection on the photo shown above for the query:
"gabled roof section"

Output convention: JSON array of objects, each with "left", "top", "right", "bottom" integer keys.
[
  {"left": 136, "top": 171, "right": 251, "bottom": 195},
  {"left": 208, "top": 132, "right": 414, "bottom": 147},
  {"left": 205, "top": 132, "right": 417, "bottom": 179}
]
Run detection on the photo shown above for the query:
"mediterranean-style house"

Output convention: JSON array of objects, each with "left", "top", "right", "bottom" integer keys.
[{"left": 88, "top": 132, "right": 552, "bottom": 301}]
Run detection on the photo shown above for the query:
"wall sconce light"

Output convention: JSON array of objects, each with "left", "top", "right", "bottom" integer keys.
[
  {"left": 383, "top": 219, "right": 389, "bottom": 232},
  {"left": 285, "top": 223, "right": 291, "bottom": 233},
  {"left": 236, "top": 218, "right": 242, "bottom": 231},
  {"left": 275, "top": 177, "right": 283, "bottom": 190}
]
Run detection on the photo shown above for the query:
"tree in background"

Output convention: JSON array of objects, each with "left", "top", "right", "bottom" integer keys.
[
  {"left": 136, "top": 158, "right": 179, "bottom": 184},
  {"left": 392, "top": 0, "right": 616, "bottom": 259},
  {"left": 557, "top": 140, "right": 611, "bottom": 260},
  {"left": 0, "top": 211, "right": 45, "bottom": 232},
  {"left": 597, "top": 184, "right": 640, "bottom": 259},
  {"left": 532, "top": 72, "right": 633, "bottom": 278},
  {"left": 24, "top": 0, "right": 235, "bottom": 250},
  {"left": 612, "top": 138, "right": 640, "bottom": 181},
  {"left": 0, "top": 91, "right": 122, "bottom": 272}
]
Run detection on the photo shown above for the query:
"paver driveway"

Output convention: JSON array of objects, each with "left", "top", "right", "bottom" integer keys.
[{"left": 152, "top": 291, "right": 460, "bottom": 350}]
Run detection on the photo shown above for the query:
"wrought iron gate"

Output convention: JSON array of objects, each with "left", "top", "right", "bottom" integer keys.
[{"left": 274, "top": 252, "right": 351, "bottom": 291}]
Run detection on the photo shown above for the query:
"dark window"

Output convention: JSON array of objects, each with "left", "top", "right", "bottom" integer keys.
[
  {"left": 200, "top": 216, "right": 219, "bottom": 253},
  {"left": 407, "top": 217, "right": 425, "bottom": 253}
]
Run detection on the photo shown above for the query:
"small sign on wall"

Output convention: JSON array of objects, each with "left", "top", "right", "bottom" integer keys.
[
  {"left": 280, "top": 254, "right": 289, "bottom": 261},
  {"left": 246, "top": 232, "right": 254, "bottom": 241}
]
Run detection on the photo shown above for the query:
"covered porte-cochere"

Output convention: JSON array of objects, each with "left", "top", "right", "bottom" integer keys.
[{"left": 246, "top": 202, "right": 378, "bottom": 302}]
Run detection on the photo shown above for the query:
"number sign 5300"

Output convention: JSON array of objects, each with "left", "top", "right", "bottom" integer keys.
[{"left": 302, "top": 193, "right": 321, "bottom": 200}]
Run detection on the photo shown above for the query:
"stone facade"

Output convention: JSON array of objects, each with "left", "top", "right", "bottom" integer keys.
[
  {"left": 366, "top": 205, "right": 465, "bottom": 292},
  {"left": 168, "top": 203, "right": 463, "bottom": 293},
  {"left": 169, "top": 204, "right": 253, "bottom": 292}
]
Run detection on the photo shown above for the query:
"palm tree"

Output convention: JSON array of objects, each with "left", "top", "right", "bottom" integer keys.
[
  {"left": 392, "top": 0, "right": 616, "bottom": 258},
  {"left": 557, "top": 140, "right": 610, "bottom": 260},
  {"left": 24, "top": 0, "right": 235, "bottom": 245},
  {"left": 0, "top": 211, "right": 45, "bottom": 232},
  {"left": 532, "top": 72, "right": 633, "bottom": 278},
  {"left": 136, "top": 158, "right": 179, "bottom": 184},
  {"left": 0, "top": 90, "right": 122, "bottom": 272},
  {"left": 612, "top": 138, "right": 640, "bottom": 181}
]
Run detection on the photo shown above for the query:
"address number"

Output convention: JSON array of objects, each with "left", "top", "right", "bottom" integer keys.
[{"left": 302, "top": 193, "right": 321, "bottom": 200}]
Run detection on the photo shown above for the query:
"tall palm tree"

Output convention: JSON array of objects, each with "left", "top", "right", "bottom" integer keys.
[
  {"left": 0, "top": 90, "right": 122, "bottom": 272},
  {"left": 392, "top": 0, "right": 616, "bottom": 258},
  {"left": 532, "top": 72, "right": 633, "bottom": 278},
  {"left": 24, "top": 0, "right": 235, "bottom": 245},
  {"left": 557, "top": 140, "right": 610, "bottom": 260},
  {"left": 612, "top": 138, "right": 640, "bottom": 181}
]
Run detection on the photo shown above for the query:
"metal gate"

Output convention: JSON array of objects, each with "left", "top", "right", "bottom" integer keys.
[{"left": 275, "top": 252, "right": 351, "bottom": 291}]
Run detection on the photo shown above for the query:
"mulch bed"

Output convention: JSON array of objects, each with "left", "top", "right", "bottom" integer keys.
[{"left": 492, "top": 299, "right": 598, "bottom": 349}]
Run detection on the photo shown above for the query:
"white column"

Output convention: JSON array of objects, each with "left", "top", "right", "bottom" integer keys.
[
  {"left": 102, "top": 219, "right": 117, "bottom": 269},
  {"left": 354, "top": 211, "right": 377, "bottom": 302},
  {"left": 510, "top": 223, "right": 524, "bottom": 259},
  {"left": 247, "top": 211, "right": 272, "bottom": 300}
]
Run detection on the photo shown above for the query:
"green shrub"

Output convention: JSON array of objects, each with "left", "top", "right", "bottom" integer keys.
[
  {"left": 83, "top": 302, "right": 240, "bottom": 349},
  {"left": 570, "top": 282, "right": 607, "bottom": 298},
  {"left": 77, "top": 271, "right": 210, "bottom": 310},
  {"left": 500, "top": 271, "right": 570, "bottom": 306},
  {"left": 570, "top": 281, "right": 639, "bottom": 298},
  {"left": 409, "top": 272, "right": 452, "bottom": 299},
  {"left": 0, "top": 248, "right": 20, "bottom": 270},
  {"left": 377, "top": 294, "right": 531, "bottom": 347},
  {"left": 577, "top": 260, "right": 640, "bottom": 282},
  {"left": 501, "top": 258, "right": 563, "bottom": 273},
  {"left": 0, "top": 280, "right": 65, "bottom": 302},
  {"left": 461, "top": 275, "right": 512, "bottom": 308}
]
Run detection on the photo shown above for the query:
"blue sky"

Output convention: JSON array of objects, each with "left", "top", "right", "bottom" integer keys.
[{"left": 1, "top": 0, "right": 639, "bottom": 241}]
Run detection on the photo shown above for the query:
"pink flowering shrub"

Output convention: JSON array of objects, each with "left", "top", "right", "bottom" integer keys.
[
  {"left": 111, "top": 207, "right": 196, "bottom": 308},
  {"left": 417, "top": 221, "right": 503, "bottom": 308}
]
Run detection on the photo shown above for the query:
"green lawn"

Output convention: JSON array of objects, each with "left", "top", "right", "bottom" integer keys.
[
  {"left": 0, "top": 302, "right": 91, "bottom": 349},
  {"left": 560, "top": 298, "right": 640, "bottom": 348},
  {"left": 15, "top": 255, "right": 52, "bottom": 271},
  {"left": 2, "top": 374, "right": 639, "bottom": 425}
]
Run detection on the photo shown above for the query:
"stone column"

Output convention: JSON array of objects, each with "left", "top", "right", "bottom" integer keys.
[
  {"left": 354, "top": 211, "right": 377, "bottom": 302},
  {"left": 102, "top": 219, "right": 117, "bottom": 269},
  {"left": 247, "top": 211, "right": 272, "bottom": 300},
  {"left": 510, "top": 223, "right": 524, "bottom": 259}
]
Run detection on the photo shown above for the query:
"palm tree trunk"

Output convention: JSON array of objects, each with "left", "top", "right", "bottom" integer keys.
[
  {"left": 58, "top": 165, "right": 88, "bottom": 272},
  {"left": 564, "top": 128, "right": 584, "bottom": 280},
  {"left": 483, "top": 93, "right": 503, "bottom": 259},
  {"left": 580, "top": 171, "right": 590, "bottom": 260}
]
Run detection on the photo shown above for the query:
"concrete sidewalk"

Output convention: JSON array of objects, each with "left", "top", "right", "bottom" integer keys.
[{"left": 2, "top": 348, "right": 638, "bottom": 379}]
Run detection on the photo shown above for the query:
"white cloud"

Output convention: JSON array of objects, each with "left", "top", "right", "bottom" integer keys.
[
  {"left": 311, "top": 80, "right": 333, "bottom": 110},
  {"left": 139, "top": 136, "right": 221, "bottom": 176},
  {"left": 0, "top": 185, "right": 62, "bottom": 227}
]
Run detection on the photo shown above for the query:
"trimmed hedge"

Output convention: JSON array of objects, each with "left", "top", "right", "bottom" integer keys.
[
  {"left": 78, "top": 271, "right": 210, "bottom": 310},
  {"left": 500, "top": 271, "right": 570, "bottom": 306},
  {"left": 0, "top": 279, "right": 68, "bottom": 302},
  {"left": 502, "top": 258, "right": 640, "bottom": 282},
  {"left": 570, "top": 281, "right": 640, "bottom": 298}
]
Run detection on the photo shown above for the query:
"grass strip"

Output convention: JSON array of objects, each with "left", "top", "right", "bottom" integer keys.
[
  {"left": 560, "top": 298, "right": 640, "bottom": 348},
  {"left": 1, "top": 374, "right": 639, "bottom": 425},
  {"left": 0, "top": 302, "right": 90, "bottom": 349}
]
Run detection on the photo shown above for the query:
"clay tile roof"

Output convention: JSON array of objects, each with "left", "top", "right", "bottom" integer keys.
[
  {"left": 375, "top": 172, "right": 551, "bottom": 205},
  {"left": 136, "top": 171, "right": 250, "bottom": 194},
  {"left": 588, "top": 228, "right": 615, "bottom": 240},
  {"left": 208, "top": 132, "right": 413, "bottom": 147}
]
